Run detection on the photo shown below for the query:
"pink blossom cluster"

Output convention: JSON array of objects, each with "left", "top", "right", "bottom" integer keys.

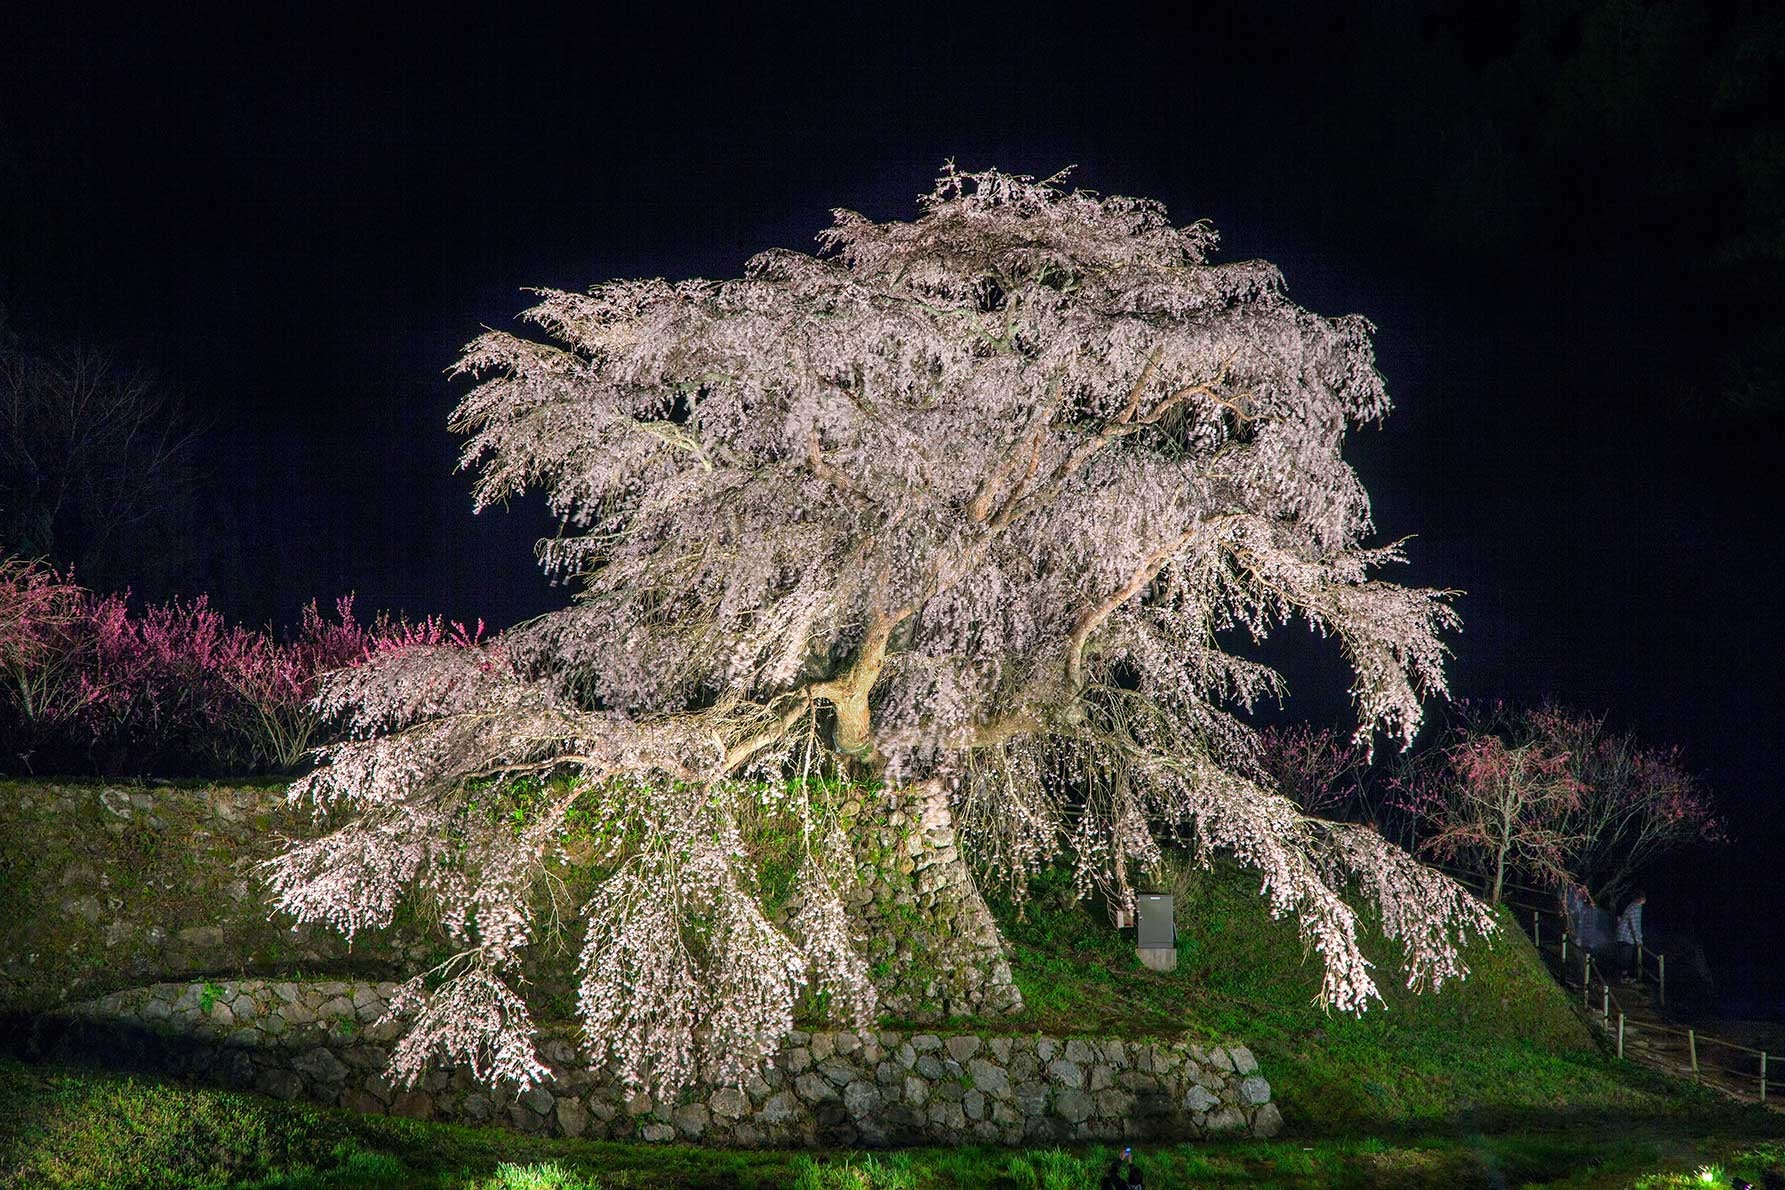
[
  {"left": 0, "top": 555, "right": 480, "bottom": 775},
  {"left": 1383, "top": 701, "right": 1721, "bottom": 905},
  {"left": 1254, "top": 723, "right": 1367, "bottom": 816}
]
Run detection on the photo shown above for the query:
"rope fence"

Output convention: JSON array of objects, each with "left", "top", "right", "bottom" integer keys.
[{"left": 1433, "top": 863, "right": 1785, "bottom": 1105}]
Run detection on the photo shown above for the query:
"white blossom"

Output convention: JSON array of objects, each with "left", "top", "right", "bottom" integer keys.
[{"left": 270, "top": 164, "right": 1485, "bottom": 1098}]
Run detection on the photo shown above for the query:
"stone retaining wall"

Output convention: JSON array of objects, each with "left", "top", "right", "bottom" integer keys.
[
  {"left": 35, "top": 979, "right": 1280, "bottom": 1145},
  {"left": 0, "top": 782, "right": 1020, "bottom": 1025},
  {"left": 0, "top": 783, "right": 426, "bottom": 1013}
]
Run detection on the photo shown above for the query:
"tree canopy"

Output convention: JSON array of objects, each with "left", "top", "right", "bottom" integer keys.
[{"left": 268, "top": 166, "right": 1491, "bottom": 1099}]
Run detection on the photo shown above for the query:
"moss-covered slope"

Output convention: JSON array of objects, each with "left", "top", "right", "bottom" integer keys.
[{"left": 0, "top": 779, "right": 1718, "bottom": 1140}]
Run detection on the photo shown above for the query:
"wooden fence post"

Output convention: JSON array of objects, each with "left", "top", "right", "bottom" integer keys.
[
  {"left": 1689, "top": 1029, "right": 1698, "bottom": 1081},
  {"left": 1533, "top": 910, "right": 1540, "bottom": 950},
  {"left": 1763, "top": 1051, "right": 1769, "bottom": 1104},
  {"left": 1561, "top": 934, "right": 1568, "bottom": 968},
  {"left": 1658, "top": 954, "right": 1666, "bottom": 1007},
  {"left": 1584, "top": 955, "right": 1592, "bottom": 1006},
  {"left": 1602, "top": 985, "right": 1609, "bottom": 1021},
  {"left": 1617, "top": 1013, "right": 1625, "bottom": 1060}
]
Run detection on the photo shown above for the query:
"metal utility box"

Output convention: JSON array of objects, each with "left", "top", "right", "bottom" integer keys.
[{"left": 1136, "top": 893, "right": 1177, "bottom": 972}]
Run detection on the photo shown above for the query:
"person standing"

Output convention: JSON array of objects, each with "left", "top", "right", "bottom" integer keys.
[
  {"left": 1564, "top": 882, "right": 1594, "bottom": 948},
  {"left": 1617, "top": 891, "right": 1647, "bottom": 980},
  {"left": 1102, "top": 1147, "right": 1145, "bottom": 1189}
]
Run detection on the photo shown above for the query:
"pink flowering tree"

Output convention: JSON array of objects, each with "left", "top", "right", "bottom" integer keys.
[
  {"left": 1256, "top": 724, "right": 1368, "bottom": 818},
  {"left": 220, "top": 597, "right": 390, "bottom": 769},
  {"left": 1398, "top": 721, "right": 1583, "bottom": 905},
  {"left": 1529, "top": 706, "right": 1722, "bottom": 905},
  {"left": 0, "top": 556, "right": 97, "bottom": 763},
  {"left": 0, "top": 557, "right": 482, "bottom": 775},
  {"left": 267, "top": 166, "right": 1492, "bottom": 1098}
]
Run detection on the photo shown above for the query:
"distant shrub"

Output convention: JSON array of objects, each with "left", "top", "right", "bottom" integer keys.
[{"left": 0, "top": 552, "right": 482, "bottom": 777}]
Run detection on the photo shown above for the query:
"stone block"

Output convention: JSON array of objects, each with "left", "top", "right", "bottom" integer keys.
[
  {"left": 926, "top": 1101, "right": 967, "bottom": 1131},
  {"left": 817, "top": 1060, "right": 858, "bottom": 1087},
  {"left": 944, "top": 1035, "right": 980, "bottom": 1063},
  {"left": 758, "top": 1090, "right": 801, "bottom": 1126},
  {"left": 292, "top": 1047, "right": 348, "bottom": 1084},
  {"left": 1095, "top": 1088, "right": 1136, "bottom": 1119},
  {"left": 672, "top": 1103, "right": 709, "bottom": 1139},
  {"left": 1184, "top": 1084, "right": 1220, "bottom": 1113},
  {"left": 1239, "top": 1076, "right": 1271, "bottom": 1105},
  {"left": 966, "top": 1057, "right": 1007, "bottom": 1095},
  {"left": 1054, "top": 1089, "right": 1093, "bottom": 1124},
  {"left": 391, "top": 1091, "right": 433, "bottom": 1120},
  {"left": 1206, "top": 1105, "right": 1246, "bottom": 1134},
  {"left": 1045, "top": 1058, "right": 1084, "bottom": 1089},
  {"left": 794, "top": 1073, "right": 838, "bottom": 1104},
  {"left": 842, "top": 1080, "right": 880, "bottom": 1119}
]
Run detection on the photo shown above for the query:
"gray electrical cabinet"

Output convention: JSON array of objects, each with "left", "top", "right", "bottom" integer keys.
[{"left": 1136, "top": 893, "right": 1176, "bottom": 972}]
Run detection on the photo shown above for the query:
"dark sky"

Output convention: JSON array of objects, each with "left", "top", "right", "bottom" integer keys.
[{"left": 4, "top": 4, "right": 1784, "bottom": 1002}]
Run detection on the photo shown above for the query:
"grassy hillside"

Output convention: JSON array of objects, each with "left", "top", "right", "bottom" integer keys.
[
  {"left": 5, "top": 779, "right": 1782, "bottom": 1187},
  {"left": 985, "top": 860, "right": 1673, "bottom": 1136}
]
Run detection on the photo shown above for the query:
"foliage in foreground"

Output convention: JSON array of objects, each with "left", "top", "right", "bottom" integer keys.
[
  {"left": 4, "top": 854, "right": 1781, "bottom": 1188},
  {"left": 5, "top": 1056, "right": 1782, "bottom": 1190}
]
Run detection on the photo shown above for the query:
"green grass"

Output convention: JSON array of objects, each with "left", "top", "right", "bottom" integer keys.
[
  {"left": 8, "top": 781, "right": 1785, "bottom": 1186},
  {"left": 3, "top": 1057, "right": 1780, "bottom": 1189},
  {"left": 984, "top": 859, "right": 1728, "bottom": 1137}
]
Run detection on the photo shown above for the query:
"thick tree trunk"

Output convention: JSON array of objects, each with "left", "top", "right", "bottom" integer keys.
[{"left": 851, "top": 777, "right": 1024, "bottom": 1021}]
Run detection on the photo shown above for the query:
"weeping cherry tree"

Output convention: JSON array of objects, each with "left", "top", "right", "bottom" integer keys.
[{"left": 266, "top": 165, "right": 1493, "bottom": 1100}]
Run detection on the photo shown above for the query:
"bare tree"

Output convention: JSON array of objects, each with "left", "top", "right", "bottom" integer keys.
[
  {"left": 0, "top": 344, "right": 202, "bottom": 589},
  {"left": 267, "top": 166, "right": 1492, "bottom": 1098}
]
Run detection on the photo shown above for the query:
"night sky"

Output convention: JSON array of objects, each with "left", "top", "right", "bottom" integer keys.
[{"left": 4, "top": 5, "right": 1784, "bottom": 1005}]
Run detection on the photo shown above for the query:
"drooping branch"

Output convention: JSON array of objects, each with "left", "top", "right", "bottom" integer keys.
[
  {"left": 274, "top": 164, "right": 1468, "bottom": 1104},
  {"left": 1064, "top": 525, "right": 1199, "bottom": 689}
]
